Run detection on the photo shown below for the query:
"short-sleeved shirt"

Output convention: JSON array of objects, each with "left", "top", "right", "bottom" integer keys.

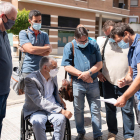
[
  {"left": 128, "top": 34, "right": 140, "bottom": 98},
  {"left": 0, "top": 30, "right": 12, "bottom": 95},
  {"left": 61, "top": 39, "right": 102, "bottom": 81},
  {"left": 19, "top": 27, "right": 50, "bottom": 73}
]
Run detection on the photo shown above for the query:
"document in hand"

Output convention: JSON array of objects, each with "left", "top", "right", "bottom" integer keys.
[{"left": 97, "top": 98, "right": 117, "bottom": 105}]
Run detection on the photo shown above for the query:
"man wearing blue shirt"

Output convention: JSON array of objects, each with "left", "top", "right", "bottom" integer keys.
[
  {"left": 0, "top": 2, "right": 17, "bottom": 137},
  {"left": 61, "top": 27, "right": 102, "bottom": 140},
  {"left": 19, "top": 10, "right": 51, "bottom": 77},
  {"left": 110, "top": 23, "right": 140, "bottom": 139}
]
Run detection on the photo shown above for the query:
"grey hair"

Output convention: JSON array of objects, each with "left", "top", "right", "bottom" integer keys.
[
  {"left": 39, "top": 56, "right": 57, "bottom": 69},
  {"left": 0, "top": 2, "right": 17, "bottom": 15}
]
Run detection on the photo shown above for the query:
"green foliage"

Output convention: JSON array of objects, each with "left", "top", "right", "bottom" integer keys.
[{"left": 7, "top": 8, "right": 30, "bottom": 35}]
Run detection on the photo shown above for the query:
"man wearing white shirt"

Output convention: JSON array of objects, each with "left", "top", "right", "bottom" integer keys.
[{"left": 23, "top": 56, "right": 72, "bottom": 140}]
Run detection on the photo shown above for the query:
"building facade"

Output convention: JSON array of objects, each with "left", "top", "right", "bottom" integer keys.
[{"left": 1, "top": 0, "right": 130, "bottom": 54}]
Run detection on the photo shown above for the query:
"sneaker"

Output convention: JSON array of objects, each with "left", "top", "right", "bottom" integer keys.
[
  {"left": 125, "top": 138, "right": 134, "bottom": 140},
  {"left": 94, "top": 136, "right": 102, "bottom": 140},
  {"left": 108, "top": 132, "right": 116, "bottom": 140},
  {"left": 75, "top": 133, "right": 85, "bottom": 140}
]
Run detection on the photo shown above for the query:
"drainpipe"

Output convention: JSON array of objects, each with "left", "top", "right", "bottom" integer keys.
[{"left": 99, "top": 14, "right": 102, "bottom": 36}]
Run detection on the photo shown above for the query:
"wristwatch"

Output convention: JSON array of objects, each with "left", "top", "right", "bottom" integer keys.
[{"left": 88, "top": 70, "right": 92, "bottom": 76}]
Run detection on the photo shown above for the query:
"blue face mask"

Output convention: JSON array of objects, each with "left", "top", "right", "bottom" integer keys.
[
  {"left": 32, "top": 23, "right": 41, "bottom": 30},
  {"left": 3, "top": 15, "right": 15, "bottom": 30},
  {"left": 109, "top": 38, "right": 116, "bottom": 43},
  {"left": 77, "top": 42, "right": 89, "bottom": 48},
  {"left": 117, "top": 40, "right": 129, "bottom": 49}
]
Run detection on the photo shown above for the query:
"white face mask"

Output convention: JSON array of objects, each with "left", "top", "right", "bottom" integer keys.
[{"left": 49, "top": 68, "right": 59, "bottom": 77}]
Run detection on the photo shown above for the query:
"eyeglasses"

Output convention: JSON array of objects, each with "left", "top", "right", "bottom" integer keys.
[{"left": 77, "top": 39, "right": 89, "bottom": 44}]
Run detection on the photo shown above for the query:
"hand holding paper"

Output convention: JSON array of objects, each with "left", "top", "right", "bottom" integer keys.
[{"left": 97, "top": 98, "right": 117, "bottom": 105}]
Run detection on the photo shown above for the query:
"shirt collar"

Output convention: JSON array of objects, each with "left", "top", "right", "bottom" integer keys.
[
  {"left": 39, "top": 71, "right": 52, "bottom": 83},
  {"left": 131, "top": 34, "right": 140, "bottom": 48},
  {"left": 28, "top": 27, "right": 41, "bottom": 34}
]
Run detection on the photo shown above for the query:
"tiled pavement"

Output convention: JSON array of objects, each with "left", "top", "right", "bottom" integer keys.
[{"left": 1, "top": 98, "right": 139, "bottom": 140}]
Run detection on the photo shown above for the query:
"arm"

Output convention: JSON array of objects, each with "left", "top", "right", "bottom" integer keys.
[
  {"left": 19, "top": 30, "right": 51, "bottom": 55},
  {"left": 115, "top": 63, "right": 140, "bottom": 107},
  {"left": 117, "top": 66, "right": 133, "bottom": 88},
  {"left": 64, "top": 65, "right": 82, "bottom": 77},
  {"left": 22, "top": 43, "right": 51, "bottom": 55}
]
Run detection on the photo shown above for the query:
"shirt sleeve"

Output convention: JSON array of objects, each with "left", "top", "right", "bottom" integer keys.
[
  {"left": 136, "top": 43, "right": 140, "bottom": 64},
  {"left": 44, "top": 32, "right": 50, "bottom": 44},
  {"left": 19, "top": 30, "right": 30, "bottom": 47},
  {"left": 94, "top": 42, "right": 102, "bottom": 62},
  {"left": 61, "top": 42, "right": 73, "bottom": 66}
]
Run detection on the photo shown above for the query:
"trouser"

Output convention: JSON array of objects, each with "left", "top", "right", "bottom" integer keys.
[
  {"left": 0, "top": 94, "right": 9, "bottom": 137},
  {"left": 133, "top": 95, "right": 140, "bottom": 140},
  {"left": 102, "top": 80, "right": 134, "bottom": 139},
  {"left": 30, "top": 110, "right": 66, "bottom": 140},
  {"left": 73, "top": 78, "right": 102, "bottom": 139}
]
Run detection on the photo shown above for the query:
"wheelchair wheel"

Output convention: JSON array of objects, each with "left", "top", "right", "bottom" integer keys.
[
  {"left": 20, "top": 110, "right": 25, "bottom": 140},
  {"left": 63, "top": 119, "right": 71, "bottom": 140}
]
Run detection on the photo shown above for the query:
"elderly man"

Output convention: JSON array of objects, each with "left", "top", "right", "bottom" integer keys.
[
  {"left": 0, "top": 2, "right": 17, "bottom": 136},
  {"left": 97, "top": 21, "right": 134, "bottom": 140},
  {"left": 23, "top": 56, "right": 72, "bottom": 140},
  {"left": 61, "top": 27, "right": 102, "bottom": 140}
]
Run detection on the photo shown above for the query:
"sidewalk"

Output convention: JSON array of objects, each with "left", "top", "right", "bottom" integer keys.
[{"left": 1, "top": 98, "right": 139, "bottom": 140}]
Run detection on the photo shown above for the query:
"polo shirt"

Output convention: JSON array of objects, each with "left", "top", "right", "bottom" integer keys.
[
  {"left": 61, "top": 39, "right": 102, "bottom": 81},
  {"left": 19, "top": 27, "right": 50, "bottom": 73},
  {"left": 0, "top": 30, "right": 12, "bottom": 95},
  {"left": 128, "top": 34, "right": 140, "bottom": 98}
]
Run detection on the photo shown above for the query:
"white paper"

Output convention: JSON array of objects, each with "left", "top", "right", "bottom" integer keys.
[{"left": 97, "top": 98, "right": 117, "bottom": 105}]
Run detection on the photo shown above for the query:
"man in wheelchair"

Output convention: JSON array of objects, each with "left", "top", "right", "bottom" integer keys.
[{"left": 23, "top": 56, "right": 73, "bottom": 140}]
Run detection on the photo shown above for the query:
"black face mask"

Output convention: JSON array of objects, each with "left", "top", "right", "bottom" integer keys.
[{"left": 2, "top": 15, "right": 15, "bottom": 30}]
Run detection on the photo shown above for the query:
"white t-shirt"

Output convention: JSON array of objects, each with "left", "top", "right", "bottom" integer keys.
[
  {"left": 39, "top": 71, "right": 56, "bottom": 104},
  {"left": 97, "top": 36, "right": 129, "bottom": 86}
]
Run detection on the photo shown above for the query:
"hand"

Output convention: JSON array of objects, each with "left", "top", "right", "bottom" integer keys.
[
  {"left": 19, "top": 47, "right": 26, "bottom": 52},
  {"left": 84, "top": 77, "right": 93, "bottom": 83},
  {"left": 60, "top": 109, "right": 73, "bottom": 119},
  {"left": 97, "top": 72, "right": 106, "bottom": 82},
  {"left": 114, "top": 95, "right": 127, "bottom": 107},
  {"left": 117, "top": 78, "right": 126, "bottom": 88},
  {"left": 78, "top": 71, "right": 90, "bottom": 81}
]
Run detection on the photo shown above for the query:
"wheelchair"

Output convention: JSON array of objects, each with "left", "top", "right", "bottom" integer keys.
[{"left": 20, "top": 109, "right": 71, "bottom": 140}]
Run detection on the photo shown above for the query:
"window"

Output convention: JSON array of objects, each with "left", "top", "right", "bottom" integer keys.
[
  {"left": 58, "top": 30, "right": 74, "bottom": 47},
  {"left": 131, "top": 0, "right": 138, "bottom": 6},
  {"left": 129, "top": 17, "right": 137, "bottom": 23},
  {"left": 58, "top": 16, "right": 80, "bottom": 28},
  {"left": 42, "top": 14, "right": 50, "bottom": 26}
]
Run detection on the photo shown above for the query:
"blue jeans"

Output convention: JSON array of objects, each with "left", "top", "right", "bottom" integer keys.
[
  {"left": 0, "top": 93, "right": 9, "bottom": 137},
  {"left": 73, "top": 78, "right": 102, "bottom": 138},
  {"left": 102, "top": 80, "right": 134, "bottom": 139},
  {"left": 30, "top": 110, "right": 66, "bottom": 140}
]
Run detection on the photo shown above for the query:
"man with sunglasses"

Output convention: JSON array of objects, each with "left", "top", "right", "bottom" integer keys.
[
  {"left": 97, "top": 21, "right": 134, "bottom": 140},
  {"left": 61, "top": 27, "right": 103, "bottom": 140},
  {"left": 0, "top": 2, "right": 17, "bottom": 137}
]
